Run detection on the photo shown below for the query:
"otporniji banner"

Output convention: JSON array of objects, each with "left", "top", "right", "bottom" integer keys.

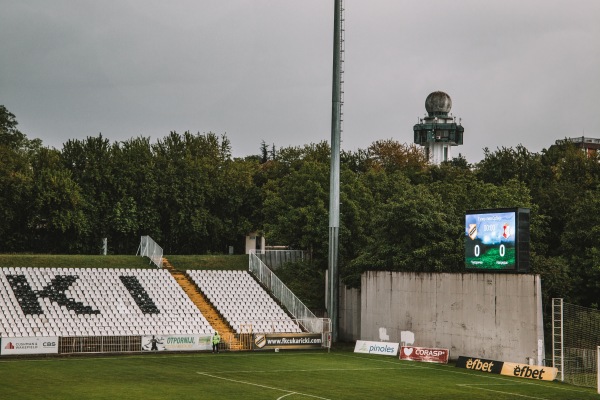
[
  {"left": 400, "top": 346, "right": 449, "bottom": 364},
  {"left": 142, "top": 334, "right": 212, "bottom": 351},
  {"left": 1, "top": 336, "right": 59, "bottom": 356},
  {"left": 253, "top": 333, "right": 322, "bottom": 350}
]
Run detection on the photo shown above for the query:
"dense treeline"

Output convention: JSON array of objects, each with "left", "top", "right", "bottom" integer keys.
[{"left": 2, "top": 105, "right": 600, "bottom": 309}]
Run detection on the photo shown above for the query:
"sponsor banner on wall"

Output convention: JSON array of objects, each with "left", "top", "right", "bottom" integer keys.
[
  {"left": 455, "top": 356, "right": 504, "bottom": 374},
  {"left": 1, "top": 336, "right": 59, "bottom": 356},
  {"left": 253, "top": 333, "right": 322, "bottom": 350},
  {"left": 501, "top": 362, "right": 558, "bottom": 381},
  {"left": 400, "top": 346, "right": 449, "bottom": 364},
  {"left": 142, "top": 334, "right": 212, "bottom": 351},
  {"left": 354, "top": 340, "right": 399, "bottom": 356}
]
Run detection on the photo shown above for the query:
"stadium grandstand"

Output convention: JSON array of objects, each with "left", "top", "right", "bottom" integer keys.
[
  {"left": 188, "top": 269, "right": 302, "bottom": 334},
  {"left": 0, "top": 267, "right": 212, "bottom": 338},
  {"left": 0, "top": 251, "right": 326, "bottom": 355}
]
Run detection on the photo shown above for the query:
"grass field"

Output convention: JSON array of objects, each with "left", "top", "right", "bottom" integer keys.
[
  {"left": 0, "top": 255, "right": 152, "bottom": 269},
  {"left": 0, "top": 254, "right": 248, "bottom": 271},
  {"left": 167, "top": 255, "right": 248, "bottom": 271},
  {"left": 0, "top": 349, "right": 597, "bottom": 400}
]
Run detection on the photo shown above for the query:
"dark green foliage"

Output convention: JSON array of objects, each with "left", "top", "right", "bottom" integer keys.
[
  {"left": 272, "top": 260, "right": 325, "bottom": 311},
  {"left": 1, "top": 105, "right": 600, "bottom": 310}
]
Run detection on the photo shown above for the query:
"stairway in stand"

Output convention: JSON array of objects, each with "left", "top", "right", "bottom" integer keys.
[{"left": 162, "top": 258, "right": 244, "bottom": 351}]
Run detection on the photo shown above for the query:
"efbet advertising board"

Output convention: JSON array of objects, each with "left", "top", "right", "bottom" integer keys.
[
  {"left": 354, "top": 340, "right": 399, "bottom": 356},
  {"left": 456, "top": 356, "right": 557, "bottom": 381},
  {"left": 1, "top": 336, "right": 59, "bottom": 356},
  {"left": 142, "top": 334, "right": 212, "bottom": 352},
  {"left": 465, "top": 208, "right": 530, "bottom": 272},
  {"left": 253, "top": 333, "right": 322, "bottom": 350},
  {"left": 501, "top": 362, "right": 557, "bottom": 381},
  {"left": 400, "top": 346, "right": 449, "bottom": 364},
  {"left": 455, "top": 356, "right": 504, "bottom": 374}
]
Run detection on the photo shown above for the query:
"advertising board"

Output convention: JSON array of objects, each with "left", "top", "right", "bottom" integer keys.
[
  {"left": 455, "top": 356, "right": 504, "bottom": 374},
  {"left": 1, "top": 336, "right": 59, "bottom": 356},
  {"left": 354, "top": 340, "right": 399, "bottom": 356},
  {"left": 456, "top": 356, "right": 556, "bottom": 381},
  {"left": 141, "top": 334, "right": 212, "bottom": 351},
  {"left": 501, "top": 362, "right": 558, "bottom": 381},
  {"left": 400, "top": 346, "right": 449, "bottom": 364},
  {"left": 253, "top": 333, "right": 322, "bottom": 350}
]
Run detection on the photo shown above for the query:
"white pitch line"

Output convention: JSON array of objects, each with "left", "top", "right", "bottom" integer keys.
[
  {"left": 457, "top": 384, "right": 549, "bottom": 400},
  {"left": 276, "top": 393, "right": 298, "bottom": 400},
  {"left": 196, "top": 371, "right": 332, "bottom": 400}
]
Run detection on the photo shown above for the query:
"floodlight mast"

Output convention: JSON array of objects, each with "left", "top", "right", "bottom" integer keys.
[{"left": 328, "top": 0, "right": 344, "bottom": 343}]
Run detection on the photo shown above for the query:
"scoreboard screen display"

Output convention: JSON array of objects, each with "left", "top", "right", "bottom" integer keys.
[{"left": 465, "top": 208, "right": 530, "bottom": 272}]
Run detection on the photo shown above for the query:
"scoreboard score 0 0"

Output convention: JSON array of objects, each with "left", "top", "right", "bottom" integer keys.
[{"left": 465, "top": 208, "right": 530, "bottom": 272}]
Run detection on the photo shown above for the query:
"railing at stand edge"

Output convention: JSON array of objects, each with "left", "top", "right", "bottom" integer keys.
[
  {"left": 137, "top": 236, "right": 163, "bottom": 269},
  {"left": 249, "top": 252, "right": 323, "bottom": 335}
]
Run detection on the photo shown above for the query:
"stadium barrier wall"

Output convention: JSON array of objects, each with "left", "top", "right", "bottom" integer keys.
[
  {"left": 339, "top": 284, "right": 361, "bottom": 342},
  {"left": 359, "top": 271, "right": 544, "bottom": 363},
  {"left": 1, "top": 318, "right": 332, "bottom": 356},
  {"left": 1, "top": 331, "right": 329, "bottom": 356}
]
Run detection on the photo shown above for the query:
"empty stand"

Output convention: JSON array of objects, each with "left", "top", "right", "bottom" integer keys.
[
  {"left": 187, "top": 270, "right": 302, "bottom": 334},
  {"left": 0, "top": 267, "right": 212, "bottom": 338}
]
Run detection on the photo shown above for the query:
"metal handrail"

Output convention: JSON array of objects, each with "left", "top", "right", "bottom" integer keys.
[{"left": 249, "top": 253, "right": 320, "bottom": 333}]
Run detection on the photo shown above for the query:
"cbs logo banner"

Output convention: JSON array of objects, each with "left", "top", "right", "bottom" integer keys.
[{"left": 1, "top": 336, "right": 59, "bottom": 355}]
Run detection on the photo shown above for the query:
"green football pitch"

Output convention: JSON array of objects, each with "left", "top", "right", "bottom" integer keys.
[{"left": 0, "top": 349, "right": 596, "bottom": 400}]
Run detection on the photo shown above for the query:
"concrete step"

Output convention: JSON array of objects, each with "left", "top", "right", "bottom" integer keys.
[{"left": 163, "top": 258, "right": 247, "bottom": 350}]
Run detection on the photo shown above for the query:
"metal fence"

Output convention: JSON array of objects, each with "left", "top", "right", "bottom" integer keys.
[
  {"left": 249, "top": 253, "right": 321, "bottom": 333},
  {"left": 553, "top": 298, "right": 600, "bottom": 388},
  {"left": 253, "top": 250, "right": 307, "bottom": 270},
  {"left": 59, "top": 336, "right": 142, "bottom": 354},
  {"left": 137, "top": 236, "right": 163, "bottom": 269}
]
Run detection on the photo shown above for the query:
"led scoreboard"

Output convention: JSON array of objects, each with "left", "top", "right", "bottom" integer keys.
[{"left": 465, "top": 208, "right": 530, "bottom": 272}]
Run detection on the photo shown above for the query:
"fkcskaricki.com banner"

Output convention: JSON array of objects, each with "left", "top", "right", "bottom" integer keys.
[
  {"left": 354, "top": 340, "right": 399, "bottom": 356},
  {"left": 142, "top": 334, "right": 212, "bottom": 351},
  {"left": 1, "top": 336, "right": 59, "bottom": 356},
  {"left": 253, "top": 333, "right": 322, "bottom": 350},
  {"left": 400, "top": 346, "right": 449, "bottom": 364}
]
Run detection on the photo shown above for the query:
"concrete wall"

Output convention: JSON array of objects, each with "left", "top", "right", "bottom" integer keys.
[
  {"left": 339, "top": 284, "right": 361, "bottom": 341},
  {"left": 360, "top": 271, "right": 544, "bottom": 363}
]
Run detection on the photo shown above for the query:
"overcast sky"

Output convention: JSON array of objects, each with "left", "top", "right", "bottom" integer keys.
[{"left": 2, "top": 1, "right": 599, "bottom": 163}]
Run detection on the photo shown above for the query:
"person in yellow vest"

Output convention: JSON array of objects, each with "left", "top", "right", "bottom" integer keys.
[{"left": 212, "top": 331, "right": 221, "bottom": 353}]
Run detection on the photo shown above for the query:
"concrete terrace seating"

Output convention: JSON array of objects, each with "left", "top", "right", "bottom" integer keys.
[
  {"left": 187, "top": 269, "right": 302, "bottom": 334},
  {"left": 0, "top": 267, "right": 212, "bottom": 338}
]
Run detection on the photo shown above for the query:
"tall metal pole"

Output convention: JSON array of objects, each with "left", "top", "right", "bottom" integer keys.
[{"left": 328, "top": 0, "right": 343, "bottom": 343}]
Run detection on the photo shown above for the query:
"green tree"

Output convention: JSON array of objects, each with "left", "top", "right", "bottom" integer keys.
[
  {"left": 29, "top": 148, "right": 88, "bottom": 252},
  {"left": 109, "top": 137, "right": 160, "bottom": 252},
  {"left": 0, "top": 106, "right": 37, "bottom": 251},
  {"left": 62, "top": 134, "right": 114, "bottom": 252},
  {"left": 0, "top": 105, "right": 26, "bottom": 149},
  {"left": 560, "top": 189, "right": 600, "bottom": 306}
]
